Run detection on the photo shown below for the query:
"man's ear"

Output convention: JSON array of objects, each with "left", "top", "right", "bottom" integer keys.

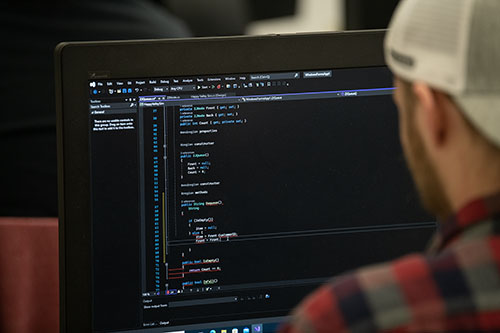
[{"left": 412, "top": 82, "right": 447, "bottom": 146}]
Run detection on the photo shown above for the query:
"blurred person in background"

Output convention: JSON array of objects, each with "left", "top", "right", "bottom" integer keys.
[
  {"left": 0, "top": 0, "right": 189, "bottom": 217},
  {"left": 0, "top": 0, "right": 299, "bottom": 217}
]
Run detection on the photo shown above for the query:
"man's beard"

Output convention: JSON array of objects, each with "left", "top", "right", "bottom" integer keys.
[{"left": 403, "top": 102, "right": 453, "bottom": 221}]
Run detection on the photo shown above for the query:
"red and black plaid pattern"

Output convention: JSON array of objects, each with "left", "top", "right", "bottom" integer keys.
[{"left": 281, "top": 192, "right": 500, "bottom": 333}]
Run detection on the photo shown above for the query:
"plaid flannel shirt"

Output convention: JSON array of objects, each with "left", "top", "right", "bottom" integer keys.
[{"left": 281, "top": 192, "right": 500, "bottom": 333}]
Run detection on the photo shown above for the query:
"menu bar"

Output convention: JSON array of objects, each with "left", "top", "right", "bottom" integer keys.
[{"left": 88, "top": 70, "right": 334, "bottom": 97}]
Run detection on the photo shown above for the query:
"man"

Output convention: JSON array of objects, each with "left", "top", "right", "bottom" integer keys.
[{"left": 281, "top": 0, "right": 500, "bottom": 332}]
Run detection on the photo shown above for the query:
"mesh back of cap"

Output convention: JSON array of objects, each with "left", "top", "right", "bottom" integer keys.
[
  {"left": 404, "top": 0, "right": 467, "bottom": 55},
  {"left": 466, "top": 0, "right": 500, "bottom": 92}
]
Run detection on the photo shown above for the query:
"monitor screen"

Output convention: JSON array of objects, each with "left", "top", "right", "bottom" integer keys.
[{"left": 87, "top": 66, "right": 435, "bottom": 332}]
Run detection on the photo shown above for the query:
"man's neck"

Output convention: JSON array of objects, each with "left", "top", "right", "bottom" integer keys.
[{"left": 441, "top": 155, "right": 500, "bottom": 216}]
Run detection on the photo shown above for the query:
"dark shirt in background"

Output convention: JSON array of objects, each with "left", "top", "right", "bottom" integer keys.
[{"left": 0, "top": 0, "right": 190, "bottom": 217}]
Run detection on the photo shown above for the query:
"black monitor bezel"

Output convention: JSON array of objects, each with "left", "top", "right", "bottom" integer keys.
[{"left": 55, "top": 30, "right": 388, "bottom": 333}]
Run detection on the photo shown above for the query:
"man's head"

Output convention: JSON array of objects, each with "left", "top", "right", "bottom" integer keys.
[{"left": 385, "top": 0, "right": 500, "bottom": 219}]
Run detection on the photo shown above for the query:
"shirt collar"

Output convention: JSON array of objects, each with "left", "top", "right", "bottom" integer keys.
[{"left": 430, "top": 191, "right": 500, "bottom": 253}]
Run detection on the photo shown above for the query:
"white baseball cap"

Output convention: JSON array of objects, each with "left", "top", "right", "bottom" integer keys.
[{"left": 385, "top": 0, "right": 500, "bottom": 147}]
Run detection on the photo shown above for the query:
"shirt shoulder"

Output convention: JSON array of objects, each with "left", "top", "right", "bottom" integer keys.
[{"left": 281, "top": 235, "right": 500, "bottom": 333}]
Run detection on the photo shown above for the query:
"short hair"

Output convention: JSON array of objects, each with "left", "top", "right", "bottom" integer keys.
[{"left": 397, "top": 78, "right": 500, "bottom": 157}]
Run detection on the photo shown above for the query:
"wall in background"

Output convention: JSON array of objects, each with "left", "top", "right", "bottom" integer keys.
[
  {"left": 345, "top": 0, "right": 400, "bottom": 30},
  {"left": 247, "top": 0, "right": 344, "bottom": 35}
]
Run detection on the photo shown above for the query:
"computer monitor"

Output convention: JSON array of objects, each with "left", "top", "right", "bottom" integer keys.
[{"left": 56, "top": 31, "right": 435, "bottom": 333}]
